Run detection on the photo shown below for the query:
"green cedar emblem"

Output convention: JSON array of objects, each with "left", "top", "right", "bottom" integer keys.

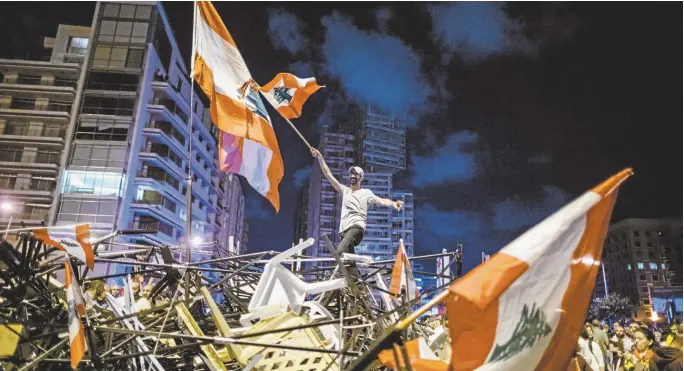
[
  {"left": 487, "top": 303, "right": 552, "bottom": 363},
  {"left": 272, "top": 86, "right": 293, "bottom": 104}
]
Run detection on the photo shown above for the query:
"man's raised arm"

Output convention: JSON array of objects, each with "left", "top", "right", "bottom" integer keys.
[{"left": 311, "top": 148, "right": 342, "bottom": 192}]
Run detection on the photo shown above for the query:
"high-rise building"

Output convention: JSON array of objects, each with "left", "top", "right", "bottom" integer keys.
[
  {"left": 0, "top": 3, "right": 247, "bottom": 267},
  {"left": 296, "top": 105, "right": 413, "bottom": 262},
  {"left": 0, "top": 24, "right": 91, "bottom": 237},
  {"left": 594, "top": 218, "right": 683, "bottom": 321}
]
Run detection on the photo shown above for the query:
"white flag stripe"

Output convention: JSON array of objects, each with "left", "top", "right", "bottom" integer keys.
[
  {"left": 238, "top": 138, "right": 274, "bottom": 195},
  {"left": 194, "top": 9, "right": 251, "bottom": 102}
]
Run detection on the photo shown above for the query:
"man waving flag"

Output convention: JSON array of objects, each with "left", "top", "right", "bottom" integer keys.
[
  {"left": 192, "top": 1, "right": 284, "bottom": 211},
  {"left": 260, "top": 73, "right": 323, "bottom": 119}
]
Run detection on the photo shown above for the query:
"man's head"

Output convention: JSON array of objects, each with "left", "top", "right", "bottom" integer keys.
[
  {"left": 628, "top": 321, "right": 640, "bottom": 336},
  {"left": 592, "top": 319, "right": 601, "bottom": 328},
  {"left": 143, "top": 284, "right": 153, "bottom": 299},
  {"left": 110, "top": 284, "right": 120, "bottom": 297},
  {"left": 615, "top": 325, "right": 625, "bottom": 338},
  {"left": 348, "top": 166, "right": 364, "bottom": 186},
  {"left": 132, "top": 280, "right": 141, "bottom": 296}
]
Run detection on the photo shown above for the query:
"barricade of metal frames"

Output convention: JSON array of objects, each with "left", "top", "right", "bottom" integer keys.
[{"left": 0, "top": 229, "right": 457, "bottom": 370}]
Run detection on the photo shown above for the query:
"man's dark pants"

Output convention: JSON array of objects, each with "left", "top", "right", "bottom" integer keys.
[{"left": 337, "top": 226, "right": 364, "bottom": 278}]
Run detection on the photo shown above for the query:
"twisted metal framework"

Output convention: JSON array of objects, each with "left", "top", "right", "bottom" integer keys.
[{"left": 0, "top": 228, "right": 457, "bottom": 370}]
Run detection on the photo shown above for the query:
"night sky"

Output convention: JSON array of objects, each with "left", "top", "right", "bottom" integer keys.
[{"left": 1, "top": 2, "right": 681, "bottom": 273}]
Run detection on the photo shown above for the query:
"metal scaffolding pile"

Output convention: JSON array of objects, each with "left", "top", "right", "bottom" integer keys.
[{"left": 0, "top": 229, "right": 456, "bottom": 370}]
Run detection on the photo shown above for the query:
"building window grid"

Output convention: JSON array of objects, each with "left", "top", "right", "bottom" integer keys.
[
  {"left": 57, "top": 198, "right": 118, "bottom": 224},
  {"left": 70, "top": 144, "right": 127, "bottom": 168},
  {"left": 76, "top": 117, "right": 130, "bottom": 142}
]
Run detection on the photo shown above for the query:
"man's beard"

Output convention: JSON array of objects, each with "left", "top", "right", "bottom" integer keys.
[{"left": 350, "top": 177, "right": 358, "bottom": 185}]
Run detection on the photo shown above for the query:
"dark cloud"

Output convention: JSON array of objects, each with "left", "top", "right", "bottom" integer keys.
[
  {"left": 320, "top": 11, "right": 434, "bottom": 125},
  {"left": 267, "top": 8, "right": 309, "bottom": 55},
  {"left": 492, "top": 185, "right": 569, "bottom": 232},
  {"left": 428, "top": 2, "right": 533, "bottom": 61},
  {"left": 287, "top": 61, "right": 315, "bottom": 78},
  {"left": 410, "top": 131, "right": 478, "bottom": 187},
  {"left": 528, "top": 154, "right": 552, "bottom": 166}
]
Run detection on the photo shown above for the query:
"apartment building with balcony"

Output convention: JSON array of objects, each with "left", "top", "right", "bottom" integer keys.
[
  {"left": 0, "top": 24, "right": 90, "bottom": 233},
  {"left": 297, "top": 105, "right": 414, "bottom": 262},
  {"left": 0, "top": 2, "right": 247, "bottom": 265},
  {"left": 594, "top": 218, "right": 683, "bottom": 321}
]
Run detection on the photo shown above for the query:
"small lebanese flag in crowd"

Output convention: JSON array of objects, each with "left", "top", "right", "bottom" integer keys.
[
  {"left": 446, "top": 169, "right": 632, "bottom": 370},
  {"left": 378, "top": 338, "right": 448, "bottom": 371},
  {"left": 259, "top": 73, "right": 323, "bottom": 119},
  {"left": 64, "top": 261, "right": 87, "bottom": 369},
  {"left": 389, "top": 239, "right": 418, "bottom": 302},
  {"left": 33, "top": 224, "right": 95, "bottom": 270},
  {"left": 192, "top": 0, "right": 284, "bottom": 212}
]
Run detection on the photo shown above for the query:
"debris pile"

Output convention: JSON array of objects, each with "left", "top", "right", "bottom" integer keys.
[{"left": 0, "top": 229, "right": 457, "bottom": 370}]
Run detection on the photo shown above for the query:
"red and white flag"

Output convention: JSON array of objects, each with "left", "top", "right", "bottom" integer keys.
[
  {"left": 446, "top": 169, "right": 632, "bottom": 370},
  {"left": 34, "top": 224, "right": 94, "bottom": 270},
  {"left": 389, "top": 239, "right": 418, "bottom": 302},
  {"left": 64, "top": 261, "right": 86, "bottom": 369},
  {"left": 192, "top": 0, "right": 284, "bottom": 211},
  {"left": 259, "top": 73, "right": 323, "bottom": 119}
]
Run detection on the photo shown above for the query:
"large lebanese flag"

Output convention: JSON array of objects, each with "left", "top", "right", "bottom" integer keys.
[
  {"left": 192, "top": 1, "right": 284, "bottom": 211},
  {"left": 446, "top": 169, "right": 632, "bottom": 370}
]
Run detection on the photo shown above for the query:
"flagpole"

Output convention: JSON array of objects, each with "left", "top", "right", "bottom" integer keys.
[
  {"left": 258, "top": 90, "right": 313, "bottom": 150},
  {"left": 185, "top": 0, "right": 198, "bottom": 301}
]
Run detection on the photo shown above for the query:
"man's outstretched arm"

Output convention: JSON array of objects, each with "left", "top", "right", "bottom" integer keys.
[
  {"left": 375, "top": 198, "right": 404, "bottom": 211},
  {"left": 311, "top": 148, "right": 342, "bottom": 192}
]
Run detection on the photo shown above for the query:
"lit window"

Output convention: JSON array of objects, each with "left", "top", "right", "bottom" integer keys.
[
  {"left": 62, "top": 169, "right": 124, "bottom": 196},
  {"left": 661, "top": 263, "right": 666, "bottom": 269},
  {"left": 649, "top": 262, "right": 658, "bottom": 270},
  {"left": 627, "top": 264, "right": 632, "bottom": 270},
  {"left": 68, "top": 37, "right": 89, "bottom": 54},
  {"left": 637, "top": 262, "right": 644, "bottom": 270}
]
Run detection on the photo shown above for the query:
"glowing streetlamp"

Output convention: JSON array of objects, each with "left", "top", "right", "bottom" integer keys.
[
  {"left": 191, "top": 235, "right": 202, "bottom": 246},
  {"left": 651, "top": 308, "right": 659, "bottom": 322}
]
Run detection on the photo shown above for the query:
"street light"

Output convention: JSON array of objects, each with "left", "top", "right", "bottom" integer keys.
[
  {"left": 1, "top": 202, "right": 13, "bottom": 240},
  {"left": 651, "top": 309, "right": 659, "bottom": 322},
  {"left": 191, "top": 235, "right": 202, "bottom": 246}
]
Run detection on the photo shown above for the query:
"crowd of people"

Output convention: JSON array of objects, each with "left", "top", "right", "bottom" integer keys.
[
  {"left": 80, "top": 273, "right": 170, "bottom": 313},
  {"left": 577, "top": 319, "right": 683, "bottom": 371}
]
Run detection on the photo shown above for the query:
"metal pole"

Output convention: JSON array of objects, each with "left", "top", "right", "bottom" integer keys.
[
  {"left": 601, "top": 262, "right": 609, "bottom": 297},
  {"left": 4, "top": 215, "right": 12, "bottom": 239},
  {"left": 185, "top": 0, "right": 198, "bottom": 301},
  {"left": 258, "top": 90, "right": 313, "bottom": 150}
]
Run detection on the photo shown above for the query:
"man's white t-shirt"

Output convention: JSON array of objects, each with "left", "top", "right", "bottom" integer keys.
[{"left": 338, "top": 184, "right": 379, "bottom": 233}]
